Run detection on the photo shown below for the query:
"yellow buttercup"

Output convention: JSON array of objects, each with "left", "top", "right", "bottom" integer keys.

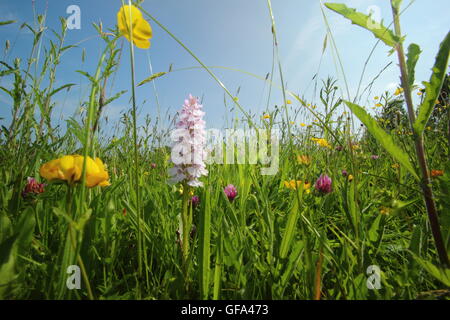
[
  {"left": 40, "top": 155, "right": 110, "bottom": 187},
  {"left": 117, "top": 5, "right": 152, "bottom": 49}
]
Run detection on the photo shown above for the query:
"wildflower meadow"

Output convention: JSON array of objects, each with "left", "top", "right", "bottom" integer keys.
[{"left": 0, "top": 0, "right": 449, "bottom": 302}]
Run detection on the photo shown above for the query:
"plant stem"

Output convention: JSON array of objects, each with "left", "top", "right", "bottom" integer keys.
[
  {"left": 67, "top": 186, "right": 94, "bottom": 300},
  {"left": 391, "top": 1, "right": 449, "bottom": 268},
  {"left": 125, "top": 0, "right": 143, "bottom": 283},
  {"left": 314, "top": 248, "right": 323, "bottom": 300},
  {"left": 181, "top": 182, "right": 191, "bottom": 271}
]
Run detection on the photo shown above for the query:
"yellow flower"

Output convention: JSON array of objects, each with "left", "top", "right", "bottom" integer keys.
[
  {"left": 117, "top": 5, "right": 152, "bottom": 49},
  {"left": 297, "top": 155, "right": 311, "bottom": 165},
  {"left": 375, "top": 103, "right": 382, "bottom": 107},
  {"left": 311, "top": 137, "right": 331, "bottom": 148},
  {"left": 394, "top": 87, "right": 404, "bottom": 96},
  {"left": 303, "top": 181, "right": 311, "bottom": 194},
  {"left": 380, "top": 207, "right": 391, "bottom": 215},
  {"left": 290, "top": 121, "right": 295, "bottom": 125},
  {"left": 348, "top": 174, "right": 354, "bottom": 182},
  {"left": 40, "top": 155, "right": 110, "bottom": 187},
  {"left": 286, "top": 99, "right": 292, "bottom": 105},
  {"left": 417, "top": 91, "right": 422, "bottom": 96},
  {"left": 283, "top": 180, "right": 297, "bottom": 190},
  {"left": 374, "top": 96, "right": 379, "bottom": 100},
  {"left": 300, "top": 123, "right": 306, "bottom": 127},
  {"left": 263, "top": 114, "right": 271, "bottom": 119},
  {"left": 283, "top": 180, "right": 310, "bottom": 193}
]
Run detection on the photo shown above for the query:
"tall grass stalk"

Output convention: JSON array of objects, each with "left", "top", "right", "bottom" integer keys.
[
  {"left": 390, "top": 1, "right": 449, "bottom": 268},
  {"left": 124, "top": 0, "right": 144, "bottom": 293}
]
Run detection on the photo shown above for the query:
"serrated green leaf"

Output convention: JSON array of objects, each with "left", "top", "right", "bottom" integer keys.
[
  {"left": 137, "top": 72, "right": 167, "bottom": 86},
  {"left": 414, "top": 31, "right": 450, "bottom": 134},
  {"left": 324, "top": 3, "right": 400, "bottom": 47},
  {"left": 406, "top": 44, "right": 421, "bottom": 87},
  {"left": 344, "top": 100, "right": 419, "bottom": 180}
]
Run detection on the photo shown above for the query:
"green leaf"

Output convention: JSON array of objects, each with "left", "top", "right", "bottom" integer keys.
[
  {"left": 103, "top": 90, "right": 127, "bottom": 106},
  {"left": 0, "top": 20, "right": 16, "bottom": 26},
  {"left": 0, "top": 211, "right": 13, "bottom": 244},
  {"left": 406, "top": 44, "right": 421, "bottom": 87},
  {"left": 14, "top": 207, "right": 36, "bottom": 256},
  {"left": 76, "top": 70, "right": 97, "bottom": 84},
  {"left": 279, "top": 195, "right": 302, "bottom": 259},
  {"left": 0, "top": 86, "right": 13, "bottom": 98},
  {"left": 408, "top": 225, "right": 422, "bottom": 256},
  {"left": 212, "top": 232, "right": 223, "bottom": 300},
  {"left": 198, "top": 188, "right": 211, "bottom": 299},
  {"left": 48, "top": 83, "right": 76, "bottom": 97},
  {"left": 368, "top": 214, "right": 382, "bottom": 242},
  {"left": 344, "top": 100, "right": 419, "bottom": 180},
  {"left": 137, "top": 72, "right": 167, "bottom": 86},
  {"left": 280, "top": 240, "right": 304, "bottom": 288},
  {"left": 0, "top": 235, "right": 18, "bottom": 299},
  {"left": 414, "top": 31, "right": 450, "bottom": 134},
  {"left": 410, "top": 252, "right": 450, "bottom": 287},
  {"left": 324, "top": 3, "right": 400, "bottom": 47}
]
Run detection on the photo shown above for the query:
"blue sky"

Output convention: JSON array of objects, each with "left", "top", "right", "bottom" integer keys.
[{"left": 0, "top": 0, "right": 449, "bottom": 134}]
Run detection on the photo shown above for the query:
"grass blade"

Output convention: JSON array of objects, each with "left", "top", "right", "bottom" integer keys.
[
  {"left": 279, "top": 195, "right": 301, "bottom": 259},
  {"left": 198, "top": 187, "right": 211, "bottom": 299}
]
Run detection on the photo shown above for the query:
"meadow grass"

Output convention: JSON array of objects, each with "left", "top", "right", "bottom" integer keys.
[{"left": 0, "top": 0, "right": 449, "bottom": 300}]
